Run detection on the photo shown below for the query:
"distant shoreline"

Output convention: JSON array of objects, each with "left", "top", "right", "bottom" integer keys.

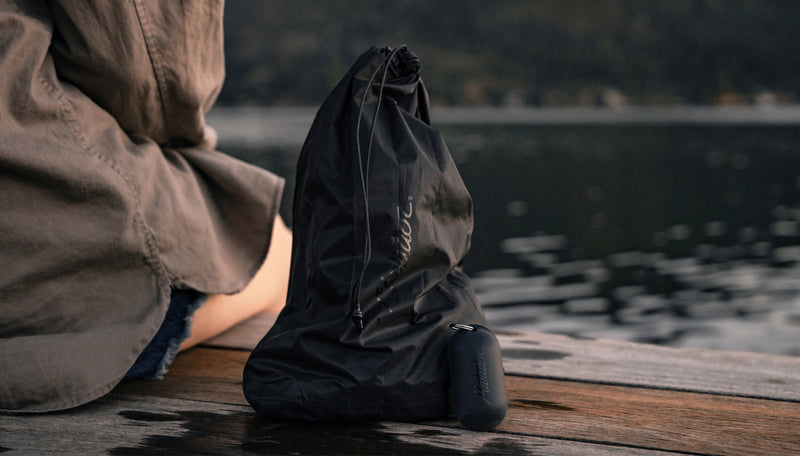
[{"left": 207, "top": 105, "right": 800, "bottom": 147}]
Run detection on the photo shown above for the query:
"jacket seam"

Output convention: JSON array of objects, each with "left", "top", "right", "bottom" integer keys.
[
  {"left": 37, "top": 76, "right": 170, "bottom": 286},
  {"left": 132, "top": 0, "right": 174, "bottom": 140}
]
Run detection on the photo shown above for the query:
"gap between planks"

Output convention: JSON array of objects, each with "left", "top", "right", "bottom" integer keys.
[
  {"left": 1, "top": 392, "right": 686, "bottom": 456},
  {"left": 205, "top": 311, "right": 800, "bottom": 402},
  {"left": 115, "top": 346, "right": 800, "bottom": 456}
]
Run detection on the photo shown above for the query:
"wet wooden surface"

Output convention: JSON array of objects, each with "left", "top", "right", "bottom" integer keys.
[{"left": 2, "top": 312, "right": 800, "bottom": 455}]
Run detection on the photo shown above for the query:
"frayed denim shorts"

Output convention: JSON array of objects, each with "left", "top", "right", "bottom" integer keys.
[{"left": 123, "top": 289, "right": 207, "bottom": 381}]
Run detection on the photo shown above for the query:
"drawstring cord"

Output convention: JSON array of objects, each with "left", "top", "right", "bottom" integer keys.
[{"left": 351, "top": 47, "right": 403, "bottom": 331}]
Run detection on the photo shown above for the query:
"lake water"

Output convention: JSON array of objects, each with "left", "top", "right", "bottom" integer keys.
[{"left": 209, "top": 107, "right": 800, "bottom": 356}]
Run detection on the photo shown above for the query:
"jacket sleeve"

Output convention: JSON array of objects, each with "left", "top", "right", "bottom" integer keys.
[{"left": 48, "top": 0, "right": 225, "bottom": 146}]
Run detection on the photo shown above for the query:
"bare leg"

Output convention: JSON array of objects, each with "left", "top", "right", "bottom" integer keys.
[{"left": 178, "top": 216, "right": 292, "bottom": 351}]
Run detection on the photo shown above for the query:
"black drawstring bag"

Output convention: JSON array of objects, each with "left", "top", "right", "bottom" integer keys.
[{"left": 243, "top": 46, "right": 488, "bottom": 422}]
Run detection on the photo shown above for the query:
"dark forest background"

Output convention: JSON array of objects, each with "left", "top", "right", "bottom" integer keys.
[{"left": 218, "top": 0, "right": 800, "bottom": 108}]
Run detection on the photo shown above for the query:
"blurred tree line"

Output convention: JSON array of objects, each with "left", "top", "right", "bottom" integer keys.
[{"left": 218, "top": 0, "right": 800, "bottom": 107}]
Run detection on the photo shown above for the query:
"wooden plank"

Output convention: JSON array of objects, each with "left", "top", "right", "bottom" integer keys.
[
  {"left": 6, "top": 305, "right": 798, "bottom": 456},
  {"left": 0, "top": 393, "right": 685, "bottom": 455},
  {"left": 498, "top": 331, "right": 800, "bottom": 402},
  {"left": 204, "top": 312, "right": 800, "bottom": 402},
  {"left": 112, "top": 347, "right": 249, "bottom": 406},
  {"left": 0, "top": 395, "right": 250, "bottom": 455},
  {"left": 112, "top": 347, "right": 800, "bottom": 456},
  {"left": 373, "top": 421, "right": 684, "bottom": 456},
  {"left": 495, "top": 376, "right": 800, "bottom": 456}
]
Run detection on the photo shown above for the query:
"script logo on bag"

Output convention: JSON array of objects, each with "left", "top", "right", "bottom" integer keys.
[
  {"left": 398, "top": 196, "right": 414, "bottom": 264},
  {"left": 375, "top": 195, "right": 415, "bottom": 298}
]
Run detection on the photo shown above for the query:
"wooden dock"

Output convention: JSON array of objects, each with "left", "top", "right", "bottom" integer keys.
[{"left": 2, "top": 312, "right": 799, "bottom": 455}]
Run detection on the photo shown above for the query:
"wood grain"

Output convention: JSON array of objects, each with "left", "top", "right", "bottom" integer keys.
[
  {"left": 114, "top": 346, "right": 800, "bottom": 456},
  {"left": 4, "top": 313, "right": 798, "bottom": 456},
  {"left": 202, "top": 312, "right": 800, "bottom": 401},
  {"left": 0, "top": 391, "right": 685, "bottom": 455},
  {"left": 113, "top": 347, "right": 249, "bottom": 406},
  {"left": 495, "top": 376, "right": 800, "bottom": 456},
  {"left": 497, "top": 331, "right": 800, "bottom": 401}
]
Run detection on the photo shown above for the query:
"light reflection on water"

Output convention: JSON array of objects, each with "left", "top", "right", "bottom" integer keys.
[
  {"left": 445, "top": 124, "right": 800, "bottom": 356},
  {"left": 213, "top": 108, "right": 800, "bottom": 356},
  {"left": 473, "top": 233, "right": 800, "bottom": 356}
]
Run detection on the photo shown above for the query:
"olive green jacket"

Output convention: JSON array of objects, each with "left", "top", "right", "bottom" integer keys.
[{"left": 0, "top": 0, "right": 284, "bottom": 412}]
